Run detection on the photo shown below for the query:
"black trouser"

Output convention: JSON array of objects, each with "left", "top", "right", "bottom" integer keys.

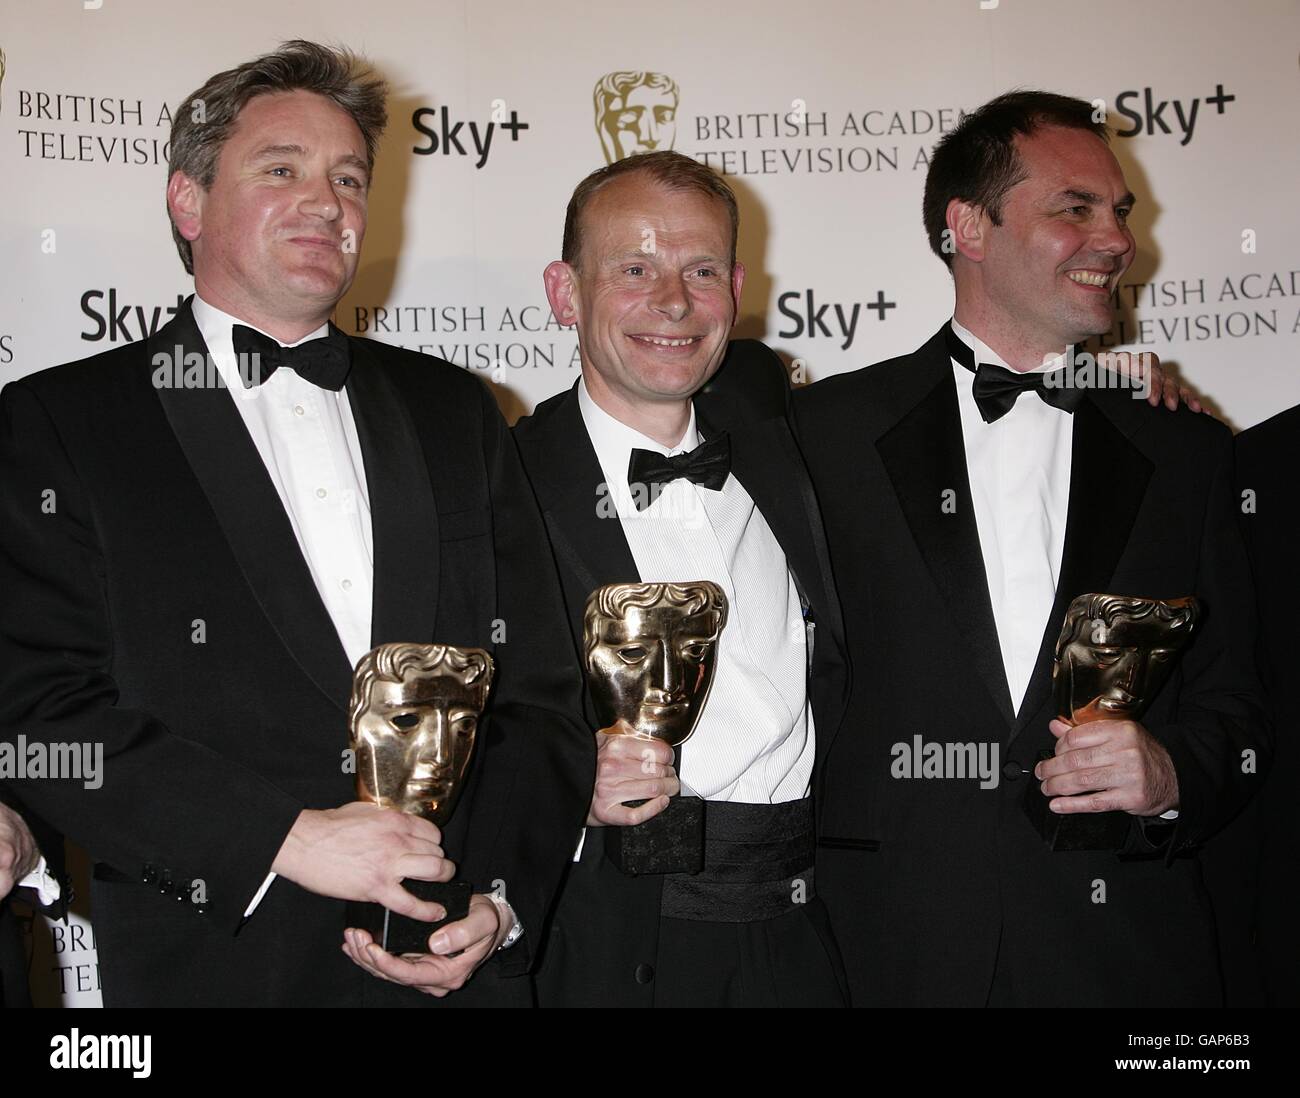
[{"left": 655, "top": 896, "right": 848, "bottom": 1007}]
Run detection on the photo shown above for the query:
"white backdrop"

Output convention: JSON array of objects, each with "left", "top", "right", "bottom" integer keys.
[{"left": 2, "top": 0, "right": 1297, "bottom": 1006}]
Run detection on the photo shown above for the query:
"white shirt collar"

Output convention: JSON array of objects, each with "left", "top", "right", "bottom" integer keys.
[
  {"left": 578, "top": 377, "right": 700, "bottom": 469},
  {"left": 577, "top": 378, "right": 704, "bottom": 519},
  {"left": 949, "top": 317, "right": 1070, "bottom": 376}
]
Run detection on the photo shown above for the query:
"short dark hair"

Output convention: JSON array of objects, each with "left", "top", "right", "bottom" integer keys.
[
  {"left": 922, "top": 90, "right": 1109, "bottom": 267},
  {"left": 167, "top": 40, "right": 388, "bottom": 274},
  {"left": 561, "top": 150, "right": 739, "bottom": 269}
]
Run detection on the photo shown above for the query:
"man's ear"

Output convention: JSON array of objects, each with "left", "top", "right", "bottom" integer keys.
[
  {"left": 167, "top": 170, "right": 204, "bottom": 244},
  {"left": 947, "top": 197, "right": 987, "bottom": 263},
  {"left": 543, "top": 260, "right": 580, "bottom": 326},
  {"left": 729, "top": 260, "right": 746, "bottom": 324}
]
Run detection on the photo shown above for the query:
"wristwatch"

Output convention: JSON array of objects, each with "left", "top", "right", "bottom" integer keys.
[{"left": 488, "top": 892, "right": 524, "bottom": 951}]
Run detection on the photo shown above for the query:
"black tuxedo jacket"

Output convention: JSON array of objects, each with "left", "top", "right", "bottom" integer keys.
[
  {"left": 1200, "top": 404, "right": 1300, "bottom": 1005},
  {"left": 0, "top": 299, "right": 593, "bottom": 1006},
  {"left": 512, "top": 340, "right": 850, "bottom": 1007},
  {"left": 794, "top": 326, "right": 1269, "bottom": 1007}
]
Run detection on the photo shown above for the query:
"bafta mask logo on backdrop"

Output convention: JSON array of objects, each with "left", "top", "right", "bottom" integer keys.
[
  {"left": 593, "top": 71, "right": 679, "bottom": 164},
  {"left": 0, "top": 47, "right": 7, "bottom": 114}
]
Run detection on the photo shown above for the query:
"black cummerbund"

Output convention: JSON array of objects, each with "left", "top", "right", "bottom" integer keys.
[{"left": 660, "top": 797, "right": 815, "bottom": 923}]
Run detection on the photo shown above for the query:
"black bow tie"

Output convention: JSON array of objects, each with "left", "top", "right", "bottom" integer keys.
[
  {"left": 627, "top": 433, "right": 731, "bottom": 511},
  {"left": 231, "top": 324, "right": 351, "bottom": 391},
  {"left": 944, "top": 325, "right": 1083, "bottom": 424}
]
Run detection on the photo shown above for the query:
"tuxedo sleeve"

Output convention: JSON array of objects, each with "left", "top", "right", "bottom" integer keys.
[
  {"left": 459, "top": 383, "right": 594, "bottom": 976},
  {"left": 1144, "top": 423, "right": 1271, "bottom": 855},
  {"left": 0, "top": 381, "right": 303, "bottom": 934}
]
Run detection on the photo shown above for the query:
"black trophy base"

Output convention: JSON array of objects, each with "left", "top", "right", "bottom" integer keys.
[
  {"left": 345, "top": 879, "right": 472, "bottom": 954},
  {"left": 604, "top": 795, "right": 705, "bottom": 876},
  {"left": 1023, "top": 780, "right": 1132, "bottom": 851}
]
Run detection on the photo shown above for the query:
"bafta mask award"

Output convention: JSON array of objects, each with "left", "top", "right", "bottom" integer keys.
[
  {"left": 1025, "top": 593, "right": 1200, "bottom": 851},
  {"left": 583, "top": 581, "right": 728, "bottom": 875},
  {"left": 344, "top": 642, "right": 492, "bottom": 953}
]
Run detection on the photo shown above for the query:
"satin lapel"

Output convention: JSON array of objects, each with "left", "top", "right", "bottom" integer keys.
[
  {"left": 151, "top": 302, "right": 352, "bottom": 712},
  {"left": 1010, "top": 395, "right": 1153, "bottom": 740},
  {"left": 345, "top": 337, "right": 441, "bottom": 651},
  {"left": 527, "top": 384, "right": 640, "bottom": 598},
  {"left": 704, "top": 404, "right": 851, "bottom": 755},
  {"left": 875, "top": 353, "right": 1016, "bottom": 726},
  {"left": 701, "top": 407, "right": 844, "bottom": 646}
]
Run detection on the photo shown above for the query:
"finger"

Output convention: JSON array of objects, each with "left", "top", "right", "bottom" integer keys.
[
  {"left": 1052, "top": 722, "right": 1118, "bottom": 751},
  {"left": 1144, "top": 365, "right": 1163, "bottom": 406},
  {"left": 607, "top": 735, "right": 675, "bottom": 765},
  {"left": 343, "top": 929, "right": 395, "bottom": 982},
  {"left": 598, "top": 752, "right": 672, "bottom": 784},
  {"left": 1048, "top": 791, "right": 1122, "bottom": 814},
  {"left": 1182, "top": 386, "right": 1203, "bottom": 413},
  {"left": 397, "top": 815, "right": 443, "bottom": 847},
  {"left": 345, "top": 940, "right": 394, "bottom": 982},
  {"left": 1036, "top": 753, "right": 1070, "bottom": 780},
  {"left": 362, "top": 942, "right": 480, "bottom": 992},
  {"left": 604, "top": 756, "right": 675, "bottom": 779},
  {"left": 595, "top": 794, "right": 671, "bottom": 827},
  {"left": 394, "top": 852, "right": 457, "bottom": 885},
  {"left": 1039, "top": 741, "right": 1111, "bottom": 779},
  {"left": 1164, "top": 380, "right": 1179, "bottom": 411},
  {"left": 1048, "top": 718, "right": 1071, "bottom": 739},
  {"left": 1040, "top": 763, "right": 1117, "bottom": 797},
  {"left": 599, "top": 776, "right": 680, "bottom": 802},
  {"left": 380, "top": 881, "right": 450, "bottom": 923},
  {"left": 428, "top": 903, "right": 498, "bottom": 956}
]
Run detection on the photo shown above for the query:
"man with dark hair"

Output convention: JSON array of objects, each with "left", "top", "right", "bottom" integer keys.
[
  {"left": 794, "top": 90, "right": 1268, "bottom": 1006},
  {"left": 514, "top": 150, "right": 850, "bottom": 1007},
  {"left": 921, "top": 90, "right": 1109, "bottom": 268},
  {"left": 0, "top": 40, "right": 592, "bottom": 1006}
]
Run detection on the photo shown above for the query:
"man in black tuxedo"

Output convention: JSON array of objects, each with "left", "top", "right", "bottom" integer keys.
[
  {"left": 513, "top": 152, "right": 849, "bottom": 1006},
  {"left": 794, "top": 91, "right": 1269, "bottom": 1006},
  {"left": 0, "top": 41, "right": 591, "bottom": 1006},
  {"left": 1199, "top": 404, "right": 1300, "bottom": 1006}
]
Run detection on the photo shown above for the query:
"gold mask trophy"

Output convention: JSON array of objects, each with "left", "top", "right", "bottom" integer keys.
[
  {"left": 1025, "top": 593, "right": 1200, "bottom": 851},
  {"left": 583, "top": 581, "right": 728, "bottom": 875},
  {"left": 345, "top": 642, "right": 493, "bottom": 952}
]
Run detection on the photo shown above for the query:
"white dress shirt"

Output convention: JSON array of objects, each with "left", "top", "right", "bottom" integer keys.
[
  {"left": 192, "top": 296, "right": 374, "bottom": 667},
  {"left": 949, "top": 318, "right": 1073, "bottom": 715},
  {"left": 950, "top": 322, "right": 1180, "bottom": 822},
  {"left": 192, "top": 295, "right": 374, "bottom": 916},
  {"left": 578, "top": 380, "right": 815, "bottom": 803}
]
